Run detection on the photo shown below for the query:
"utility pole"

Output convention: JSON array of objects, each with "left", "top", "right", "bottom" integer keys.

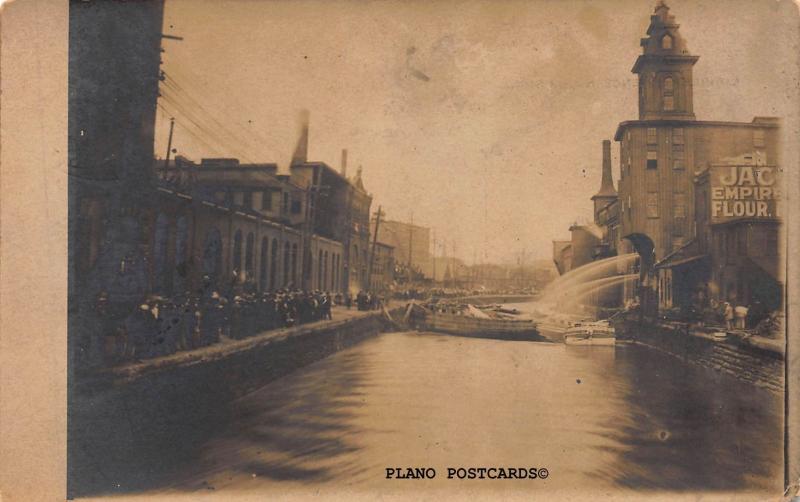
[
  {"left": 408, "top": 211, "right": 414, "bottom": 274},
  {"left": 164, "top": 116, "right": 175, "bottom": 169},
  {"left": 452, "top": 240, "right": 457, "bottom": 287},
  {"left": 367, "top": 206, "right": 384, "bottom": 291},
  {"left": 432, "top": 229, "right": 437, "bottom": 284}
]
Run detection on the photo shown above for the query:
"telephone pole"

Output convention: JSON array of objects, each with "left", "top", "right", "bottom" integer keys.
[
  {"left": 432, "top": 229, "right": 437, "bottom": 284},
  {"left": 367, "top": 206, "right": 384, "bottom": 290},
  {"left": 164, "top": 116, "right": 175, "bottom": 169},
  {"left": 408, "top": 211, "right": 414, "bottom": 272}
]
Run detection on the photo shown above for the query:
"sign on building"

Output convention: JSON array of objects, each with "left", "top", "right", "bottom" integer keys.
[{"left": 708, "top": 164, "right": 781, "bottom": 223}]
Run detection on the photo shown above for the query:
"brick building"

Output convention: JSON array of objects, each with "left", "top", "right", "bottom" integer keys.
[{"left": 613, "top": 2, "right": 781, "bottom": 314}]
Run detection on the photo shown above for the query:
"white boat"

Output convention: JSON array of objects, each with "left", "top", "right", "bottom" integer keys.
[{"left": 563, "top": 320, "right": 616, "bottom": 346}]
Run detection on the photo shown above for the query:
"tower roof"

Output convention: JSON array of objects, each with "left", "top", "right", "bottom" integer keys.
[{"left": 632, "top": 1, "right": 697, "bottom": 73}]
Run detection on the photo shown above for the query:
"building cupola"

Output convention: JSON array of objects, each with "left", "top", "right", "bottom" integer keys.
[{"left": 632, "top": 1, "right": 699, "bottom": 121}]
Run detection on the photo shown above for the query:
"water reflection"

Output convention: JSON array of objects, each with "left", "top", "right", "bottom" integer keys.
[
  {"left": 152, "top": 332, "right": 781, "bottom": 496},
  {"left": 591, "top": 344, "right": 782, "bottom": 491}
]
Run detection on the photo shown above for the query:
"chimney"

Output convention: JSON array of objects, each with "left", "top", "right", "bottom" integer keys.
[
  {"left": 594, "top": 139, "right": 617, "bottom": 198},
  {"left": 341, "top": 149, "right": 348, "bottom": 177},
  {"left": 290, "top": 109, "right": 310, "bottom": 167}
]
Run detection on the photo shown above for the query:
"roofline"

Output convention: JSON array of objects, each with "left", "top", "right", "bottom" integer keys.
[
  {"left": 631, "top": 54, "right": 698, "bottom": 74},
  {"left": 614, "top": 118, "right": 780, "bottom": 140}
]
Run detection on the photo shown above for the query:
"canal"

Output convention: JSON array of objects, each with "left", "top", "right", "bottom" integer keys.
[{"left": 147, "top": 329, "right": 783, "bottom": 498}]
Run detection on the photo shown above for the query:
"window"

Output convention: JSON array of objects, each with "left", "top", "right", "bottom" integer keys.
[
  {"left": 754, "top": 129, "right": 765, "bottom": 148},
  {"left": 673, "top": 193, "right": 686, "bottom": 218},
  {"left": 291, "top": 198, "right": 302, "bottom": 214},
  {"left": 233, "top": 191, "right": 244, "bottom": 206},
  {"left": 673, "top": 128, "right": 684, "bottom": 144},
  {"left": 647, "top": 150, "right": 658, "bottom": 169},
  {"left": 232, "top": 229, "right": 243, "bottom": 272},
  {"left": 214, "top": 191, "right": 226, "bottom": 203},
  {"left": 673, "top": 143, "right": 684, "bottom": 170},
  {"left": 243, "top": 191, "right": 253, "bottom": 209},
  {"left": 262, "top": 191, "right": 272, "bottom": 211},
  {"left": 646, "top": 192, "right": 659, "bottom": 218},
  {"left": 259, "top": 237, "right": 268, "bottom": 290},
  {"left": 661, "top": 34, "right": 673, "bottom": 49},
  {"left": 647, "top": 127, "right": 657, "bottom": 145},
  {"left": 662, "top": 76, "right": 674, "bottom": 111},
  {"left": 245, "top": 232, "right": 255, "bottom": 277},
  {"left": 282, "top": 193, "right": 289, "bottom": 214}
]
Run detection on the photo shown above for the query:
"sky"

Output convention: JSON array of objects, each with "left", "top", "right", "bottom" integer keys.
[{"left": 154, "top": 0, "right": 798, "bottom": 264}]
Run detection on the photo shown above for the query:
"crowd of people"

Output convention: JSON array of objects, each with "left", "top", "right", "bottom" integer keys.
[{"left": 74, "top": 286, "right": 389, "bottom": 370}]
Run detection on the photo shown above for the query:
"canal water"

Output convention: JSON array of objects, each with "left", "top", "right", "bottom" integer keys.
[{"left": 152, "top": 329, "right": 783, "bottom": 498}]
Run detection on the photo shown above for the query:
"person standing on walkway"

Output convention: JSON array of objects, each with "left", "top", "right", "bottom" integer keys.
[
  {"left": 724, "top": 302, "right": 734, "bottom": 331},
  {"left": 734, "top": 304, "right": 749, "bottom": 330}
]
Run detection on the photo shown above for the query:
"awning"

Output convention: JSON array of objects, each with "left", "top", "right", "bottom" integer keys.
[
  {"left": 655, "top": 254, "right": 709, "bottom": 270},
  {"left": 654, "top": 238, "right": 708, "bottom": 270}
]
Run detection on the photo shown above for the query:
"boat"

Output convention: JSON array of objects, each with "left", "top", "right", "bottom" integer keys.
[
  {"left": 563, "top": 319, "right": 616, "bottom": 346},
  {"left": 404, "top": 301, "right": 543, "bottom": 342}
]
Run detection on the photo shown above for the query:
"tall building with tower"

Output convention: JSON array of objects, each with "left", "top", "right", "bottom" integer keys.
[
  {"left": 614, "top": 1, "right": 781, "bottom": 313},
  {"left": 554, "top": 1, "right": 783, "bottom": 315}
]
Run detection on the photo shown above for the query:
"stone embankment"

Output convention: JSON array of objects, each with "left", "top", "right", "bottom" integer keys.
[
  {"left": 69, "top": 306, "right": 404, "bottom": 496},
  {"left": 615, "top": 319, "right": 784, "bottom": 393}
]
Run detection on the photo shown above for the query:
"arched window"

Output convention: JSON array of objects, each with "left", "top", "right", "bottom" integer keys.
[
  {"left": 203, "top": 227, "right": 222, "bottom": 285},
  {"left": 232, "top": 229, "right": 243, "bottom": 275},
  {"left": 332, "top": 254, "right": 338, "bottom": 291},
  {"left": 270, "top": 239, "right": 279, "bottom": 290},
  {"left": 245, "top": 232, "right": 255, "bottom": 281},
  {"left": 661, "top": 34, "right": 672, "bottom": 49},
  {"left": 283, "top": 242, "right": 291, "bottom": 287},
  {"left": 663, "top": 76, "right": 674, "bottom": 111},
  {"left": 318, "top": 249, "right": 324, "bottom": 289},
  {"left": 291, "top": 244, "right": 298, "bottom": 286},
  {"left": 323, "top": 251, "right": 329, "bottom": 290},
  {"left": 260, "top": 237, "right": 269, "bottom": 291}
]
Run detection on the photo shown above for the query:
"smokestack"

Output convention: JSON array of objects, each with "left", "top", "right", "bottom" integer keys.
[
  {"left": 290, "top": 109, "right": 310, "bottom": 167},
  {"left": 341, "top": 149, "right": 348, "bottom": 177},
  {"left": 594, "top": 139, "right": 617, "bottom": 197}
]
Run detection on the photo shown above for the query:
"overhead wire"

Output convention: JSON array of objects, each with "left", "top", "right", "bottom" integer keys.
[
  {"left": 158, "top": 88, "right": 258, "bottom": 163},
  {"left": 161, "top": 63, "right": 283, "bottom": 154},
  {"left": 156, "top": 101, "right": 227, "bottom": 158},
  {"left": 160, "top": 76, "right": 264, "bottom": 160}
]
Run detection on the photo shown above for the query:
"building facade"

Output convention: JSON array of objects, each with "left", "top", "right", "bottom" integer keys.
[
  {"left": 614, "top": 2, "right": 782, "bottom": 314},
  {"left": 552, "top": 1, "right": 783, "bottom": 317},
  {"left": 374, "top": 219, "right": 432, "bottom": 279}
]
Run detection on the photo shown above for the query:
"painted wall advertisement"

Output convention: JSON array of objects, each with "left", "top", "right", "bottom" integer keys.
[{"left": 709, "top": 164, "right": 781, "bottom": 223}]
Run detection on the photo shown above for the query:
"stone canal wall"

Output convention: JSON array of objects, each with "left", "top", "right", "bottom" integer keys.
[
  {"left": 616, "top": 320, "right": 783, "bottom": 393},
  {"left": 69, "top": 308, "right": 403, "bottom": 496}
]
